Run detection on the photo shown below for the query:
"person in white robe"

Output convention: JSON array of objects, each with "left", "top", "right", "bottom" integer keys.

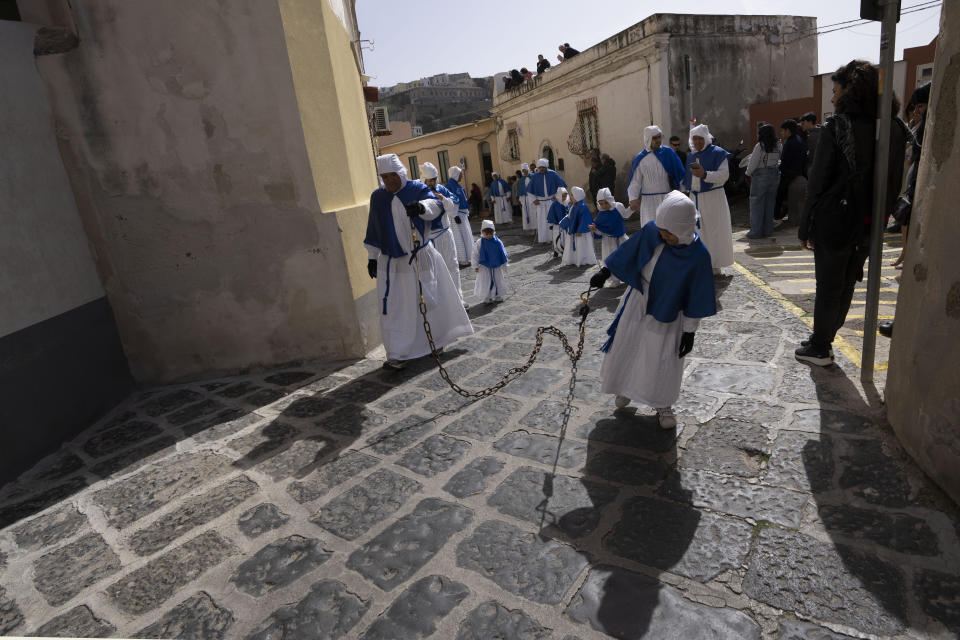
[
  {"left": 627, "top": 125, "right": 685, "bottom": 226},
  {"left": 590, "top": 191, "right": 717, "bottom": 428},
  {"left": 546, "top": 187, "right": 569, "bottom": 258},
  {"left": 445, "top": 166, "right": 474, "bottom": 266},
  {"left": 528, "top": 158, "right": 567, "bottom": 243},
  {"left": 471, "top": 220, "right": 509, "bottom": 303},
  {"left": 589, "top": 187, "right": 631, "bottom": 286},
  {"left": 683, "top": 123, "right": 734, "bottom": 273},
  {"left": 364, "top": 154, "right": 474, "bottom": 370},
  {"left": 560, "top": 187, "right": 598, "bottom": 267},
  {"left": 519, "top": 163, "right": 537, "bottom": 233},
  {"left": 419, "top": 162, "right": 463, "bottom": 304},
  {"left": 489, "top": 172, "right": 512, "bottom": 224}
]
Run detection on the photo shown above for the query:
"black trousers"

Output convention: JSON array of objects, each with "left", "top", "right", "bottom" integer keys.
[{"left": 810, "top": 241, "right": 869, "bottom": 349}]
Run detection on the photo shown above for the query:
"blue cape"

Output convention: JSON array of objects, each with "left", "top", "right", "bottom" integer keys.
[
  {"left": 602, "top": 221, "right": 716, "bottom": 350},
  {"left": 630, "top": 147, "right": 685, "bottom": 191},
  {"left": 517, "top": 174, "right": 531, "bottom": 196},
  {"left": 490, "top": 178, "right": 510, "bottom": 197},
  {"left": 547, "top": 200, "right": 567, "bottom": 225},
  {"left": 593, "top": 207, "right": 626, "bottom": 238},
  {"left": 364, "top": 180, "right": 437, "bottom": 258},
  {"left": 683, "top": 143, "right": 730, "bottom": 192},
  {"left": 477, "top": 236, "right": 508, "bottom": 268},
  {"left": 566, "top": 200, "right": 593, "bottom": 234},
  {"left": 429, "top": 184, "right": 455, "bottom": 231},
  {"left": 445, "top": 178, "right": 470, "bottom": 212},
  {"left": 527, "top": 169, "right": 567, "bottom": 198}
]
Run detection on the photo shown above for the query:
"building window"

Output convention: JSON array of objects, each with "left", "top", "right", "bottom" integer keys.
[
  {"left": 437, "top": 150, "right": 450, "bottom": 180},
  {"left": 916, "top": 63, "right": 934, "bottom": 87},
  {"left": 567, "top": 97, "right": 598, "bottom": 157},
  {"left": 408, "top": 156, "right": 419, "bottom": 180},
  {"left": 507, "top": 129, "right": 520, "bottom": 160}
]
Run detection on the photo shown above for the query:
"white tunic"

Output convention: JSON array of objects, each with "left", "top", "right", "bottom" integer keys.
[
  {"left": 471, "top": 238, "right": 510, "bottom": 301},
  {"left": 688, "top": 162, "right": 734, "bottom": 268},
  {"left": 451, "top": 206, "right": 473, "bottom": 265},
  {"left": 520, "top": 176, "right": 537, "bottom": 231},
  {"left": 599, "top": 228, "right": 629, "bottom": 287},
  {"left": 627, "top": 153, "right": 673, "bottom": 226},
  {"left": 600, "top": 245, "right": 701, "bottom": 408},
  {"left": 365, "top": 195, "right": 474, "bottom": 361},
  {"left": 534, "top": 200, "right": 553, "bottom": 243},
  {"left": 430, "top": 197, "right": 463, "bottom": 303},
  {"left": 561, "top": 230, "right": 598, "bottom": 267}
]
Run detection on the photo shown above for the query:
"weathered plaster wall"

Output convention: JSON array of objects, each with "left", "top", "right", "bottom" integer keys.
[
  {"left": 887, "top": 5, "right": 960, "bottom": 505},
  {"left": 28, "top": 0, "right": 378, "bottom": 383}
]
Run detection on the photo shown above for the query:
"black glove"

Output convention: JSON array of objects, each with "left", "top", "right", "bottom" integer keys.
[
  {"left": 589, "top": 267, "right": 610, "bottom": 289},
  {"left": 454, "top": 216, "right": 462, "bottom": 224},
  {"left": 367, "top": 259, "right": 377, "bottom": 279},
  {"left": 679, "top": 332, "right": 695, "bottom": 358},
  {"left": 405, "top": 201, "right": 425, "bottom": 218}
]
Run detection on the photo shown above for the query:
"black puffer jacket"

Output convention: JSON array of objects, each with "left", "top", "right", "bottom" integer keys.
[{"left": 799, "top": 113, "right": 907, "bottom": 249}]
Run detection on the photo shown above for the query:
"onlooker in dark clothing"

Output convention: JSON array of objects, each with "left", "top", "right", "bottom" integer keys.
[
  {"left": 536, "top": 54, "right": 551, "bottom": 75},
  {"left": 745, "top": 123, "right": 781, "bottom": 238},
  {"left": 469, "top": 183, "right": 483, "bottom": 217},
  {"left": 669, "top": 136, "right": 687, "bottom": 166},
  {"left": 557, "top": 43, "right": 580, "bottom": 62},
  {"left": 588, "top": 157, "right": 603, "bottom": 203},
  {"left": 774, "top": 119, "right": 807, "bottom": 221},
  {"left": 795, "top": 60, "right": 908, "bottom": 365},
  {"left": 799, "top": 112, "right": 821, "bottom": 175},
  {"left": 598, "top": 153, "right": 616, "bottom": 193},
  {"left": 504, "top": 69, "right": 523, "bottom": 90}
]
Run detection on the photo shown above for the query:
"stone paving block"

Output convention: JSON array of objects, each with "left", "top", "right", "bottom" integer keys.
[
  {"left": 326, "top": 380, "right": 392, "bottom": 405},
  {"left": 914, "top": 568, "right": 960, "bottom": 633},
  {"left": 282, "top": 395, "right": 339, "bottom": 418},
  {"left": 245, "top": 579, "right": 370, "bottom": 640},
  {"left": 96, "top": 409, "right": 137, "bottom": 431},
  {"left": 488, "top": 340, "right": 541, "bottom": 361},
  {"left": 685, "top": 363, "right": 776, "bottom": 396},
  {"left": 604, "top": 495, "right": 753, "bottom": 582},
  {"left": 287, "top": 451, "right": 380, "bottom": 503},
  {"left": 397, "top": 434, "right": 471, "bottom": 477},
  {"left": 566, "top": 565, "right": 761, "bottom": 639},
  {"left": 0, "top": 477, "right": 88, "bottom": 529},
  {"left": 674, "top": 390, "right": 722, "bottom": 423},
  {"left": 183, "top": 409, "right": 260, "bottom": 441},
  {"left": 254, "top": 436, "right": 334, "bottom": 481},
  {"left": 311, "top": 469, "right": 421, "bottom": 540},
  {"left": 462, "top": 363, "right": 516, "bottom": 389},
  {"left": 688, "top": 332, "right": 739, "bottom": 359},
  {"left": 360, "top": 575, "right": 470, "bottom": 640},
  {"left": 134, "top": 591, "right": 233, "bottom": 640},
  {"left": 443, "top": 456, "right": 505, "bottom": 498},
  {"left": 505, "top": 366, "right": 566, "bottom": 396},
  {"left": 366, "top": 415, "right": 437, "bottom": 454},
  {"left": 577, "top": 411, "right": 677, "bottom": 454},
  {"left": 12, "top": 504, "right": 88, "bottom": 551},
  {"left": 238, "top": 503, "right": 290, "bottom": 538},
  {"left": 216, "top": 381, "right": 261, "bottom": 399},
  {"left": 228, "top": 420, "right": 300, "bottom": 464},
  {"left": 231, "top": 535, "right": 332, "bottom": 597},
  {"left": 717, "top": 398, "right": 786, "bottom": 425},
  {"left": 34, "top": 533, "right": 121, "bottom": 606},
  {"left": 0, "top": 587, "right": 23, "bottom": 635},
  {"left": 584, "top": 449, "right": 668, "bottom": 486},
  {"left": 736, "top": 337, "right": 781, "bottom": 362},
  {"left": 32, "top": 604, "right": 115, "bottom": 638},
  {"left": 422, "top": 390, "right": 473, "bottom": 413},
  {"left": 129, "top": 475, "right": 259, "bottom": 556},
  {"left": 139, "top": 389, "right": 203, "bottom": 416},
  {"left": 82, "top": 420, "right": 164, "bottom": 458},
  {"left": 571, "top": 375, "right": 605, "bottom": 402},
  {"left": 319, "top": 405, "right": 389, "bottom": 437},
  {"left": 347, "top": 498, "right": 473, "bottom": 591},
  {"left": 374, "top": 390, "right": 426, "bottom": 411},
  {"left": 659, "top": 469, "right": 808, "bottom": 528},
  {"left": 443, "top": 395, "right": 523, "bottom": 440},
  {"left": 775, "top": 619, "right": 857, "bottom": 639},
  {"left": 243, "top": 388, "right": 286, "bottom": 408},
  {"left": 724, "top": 321, "right": 783, "bottom": 337},
  {"left": 679, "top": 418, "right": 771, "bottom": 478},
  {"left": 92, "top": 451, "right": 233, "bottom": 528},
  {"left": 519, "top": 400, "right": 579, "bottom": 434},
  {"left": 264, "top": 371, "right": 315, "bottom": 386},
  {"left": 455, "top": 601, "right": 550, "bottom": 640},
  {"left": 488, "top": 466, "right": 617, "bottom": 538},
  {"left": 743, "top": 527, "right": 906, "bottom": 636},
  {"left": 816, "top": 505, "right": 940, "bottom": 555},
  {"left": 166, "top": 399, "right": 227, "bottom": 426},
  {"left": 457, "top": 519, "right": 588, "bottom": 604},
  {"left": 790, "top": 409, "right": 874, "bottom": 434},
  {"left": 494, "top": 430, "right": 586, "bottom": 469},
  {"left": 107, "top": 531, "right": 238, "bottom": 616},
  {"left": 836, "top": 440, "right": 912, "bottom": 507},
  {"left": 764, "top": 431, "right": 834, "bottom": 493},
  {"left": 481, "top": 324, "right": 521, "bottom": 337},
  {"left": 90, "top": 435, "right": 178, "bottom": 478}
]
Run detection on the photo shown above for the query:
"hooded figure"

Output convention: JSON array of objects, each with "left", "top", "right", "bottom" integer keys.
[
  {"left": 489, "top": 171, "right": 512, "bottom": 224},
  {"left": 547, "top": 186, "right": 569, "bottom": 258},
  {"left": 682, "top": 123, "right": 734, "bottom": 271},
  {"left": 445, "top": 165, "right": 474, "bottom": 265},
  {"left": 420, "top": 162, "right": 464, "bottom": 303},
  {"left": 471, "top": 219, "right": 509, "bottom": 303},
  {"left": 628, "top": 125, "right": 686, "bottom": 226},
  {"left": 590, "top": 186, "right": 632, "bottom": 285},
  {"left": 589, "top": 190, "right": 716, "bottom": 427},
  {"left": 528, "top": 158, "right": 567, "bottom": 243},
  {"left": 519, "top": 162, "right": 536, "bottom": 233},
  {"left": 364, "top": 154, "right": 474, "bottom": 369},
  {"left": 560, "top": 186, "right": 598, "bottom": 267}
]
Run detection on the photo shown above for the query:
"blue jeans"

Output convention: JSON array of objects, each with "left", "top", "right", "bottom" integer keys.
[{"left": 748, "top": 168, "right": 779, "bottom": 237}]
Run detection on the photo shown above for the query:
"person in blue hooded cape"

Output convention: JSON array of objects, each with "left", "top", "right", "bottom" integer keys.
[
  {"left": 364, "top": 154, "right": 474, "bottom": 370},
  {"left": 560, "top": 187, "right": 597, "bottom": 266},
  {"left": 588, "top": 190, "right": 716, "bottom": 428},
  {"left": 489, "top": 172, "right": 512, "bottom": 224},
  {"left": 471, "top": 219, "right": 509, "bottom": 303},
  {"left": 546, "top": 186, "right": 569, "bottom": 258},
  {"left": 420, "top": 161, "right": 464, "bottom": 304},
  {"left": 589, "top": 187, "right": 632, "bottom": 286},
  {"left": 518, "top": 163, "right": 537, "bottom": 234},
  {"left": 627, "top": 125, "right": 686, "bottom": 225},
  {"left": 528, "top": 158, "right": 568, "bottom": 243},
  {"left": 445, "top": 165, "right": 474, "bottom": 266},
  {"left": 682, "top": 123, "right": 734, "bottom": 271}
]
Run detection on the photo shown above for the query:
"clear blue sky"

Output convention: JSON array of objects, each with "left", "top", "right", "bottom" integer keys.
[{"left": 355, "top": 0, "right": 942, "bottom": 87}]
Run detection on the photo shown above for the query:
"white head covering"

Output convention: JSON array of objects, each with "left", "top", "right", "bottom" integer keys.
[
  {"left": 448, "top": 166, "right": 462, "bottom": 180},
  {"left": 571, "top": 186, "right": 586, "bottom": 202},
  {"left": 491, "top": 171, "right": 499, "bottom": 177},
  {"left": 688, "top": 123, "right": 713, "bottom": 151},
  {"left": 420, "top": 162, "right": 439, "bottom": 179},
  {"left": 521, "top": 163, "right": 530, "bottom": 171},
  {"left": 376, "top": 154, "right": 408, "bottom": 190},
  {"left": 596, "top": 187, "right": 615, "bottom": 205},
  {"left": 643, "top": 125, "right": 662, "bottom": 151},
  {"left": 537, "top": 158, "right": 549, "bottom": 168},
  {"left": 555, "top": 186, "right": 568, "bottom": 202},
  {"left": 655, "top": 190, "right": 700, "bottom": 246},
  {"left": 481, "top": 219, "right": 495, "bottom": 231}
]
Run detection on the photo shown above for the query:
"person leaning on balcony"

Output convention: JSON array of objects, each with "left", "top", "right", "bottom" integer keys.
[{"left": 536, "top": 54, "right": 551, "bottom": 75}]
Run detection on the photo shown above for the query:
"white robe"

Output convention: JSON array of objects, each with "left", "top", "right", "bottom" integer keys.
[
  {"left": 492, "top": 194, "right": 511, "bottom": 224},
  {"left": 561, "top": 230, "right": 597, "bottom": 267},
  {"left": 600, "top": 245, "right": 701, "bottom": 408},
  {"left": 627, "top": 153, "right": 673, "bottom": 226},
  {"left": 451, "top": 206, "right": 473, "bottom": 265},
  {"left": 365, "top": 195, "right": 474, "bottom": 361},
  {"left": 520, "top": 176, "right": 537, "bottom": 231},
  {"left": 471, "top": 238, "right": 510, "bottom": 301},
  {"left": 598, "top": 227, "right": 629, "bottom": 286},
  {"left": 688, "top": 162, "right": 734, "bottom": 269},
  {"left": 430, "top": 196, "right": 462, "bottom": 302},
  {"left": 552, "top": 224, "right": 565, "bottom": 256},
  {"left": 535, "top": 200, "right": 553, "bottom": 243}
]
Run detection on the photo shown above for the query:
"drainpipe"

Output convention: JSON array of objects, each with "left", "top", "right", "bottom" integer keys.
[{"left": 642, "top": 55, "right": 654, "bottom": 125}]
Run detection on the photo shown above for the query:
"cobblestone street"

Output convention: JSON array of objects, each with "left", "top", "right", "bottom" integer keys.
[{"left": 1, "top": 212, "right": 959, "bottom": 640}]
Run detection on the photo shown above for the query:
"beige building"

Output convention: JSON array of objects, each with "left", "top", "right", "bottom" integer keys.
[
  {"left": 490, "top": 13, "right": 817, "bottom": 202},
  {"left": 382, "top": 118, "right": 498, "bottom": 194}
]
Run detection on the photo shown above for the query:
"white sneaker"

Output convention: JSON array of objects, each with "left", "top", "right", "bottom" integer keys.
[
  {"left": 656, "top": 407, "right": 677, "bottom": 429},
  {"left": 615, "top": 395, "right": 631, "bottom": 409}
]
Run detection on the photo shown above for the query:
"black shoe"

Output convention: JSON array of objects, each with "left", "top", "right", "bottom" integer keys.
[
  {"left": 878, "top": 320, "right": 894, "bottom": 337},
  {"left": 795, "top": 343, "right": 834, "bottom": 366},
  {"left": 886, "top": 223, "right": 902, "bottom": 234},
  {"left": 552, "top": 251, "right": 559, "bottom": 258},
  {"left": 800, "top": 337, "right": 834, "bottom": 355}
]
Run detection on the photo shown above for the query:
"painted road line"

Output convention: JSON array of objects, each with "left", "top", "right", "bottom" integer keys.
[
  {"left": 800, "top": 287, "right": 899, "bottom": 294},
  {"left": 845, "top": 314, "right": 895, "bottom": 319}
]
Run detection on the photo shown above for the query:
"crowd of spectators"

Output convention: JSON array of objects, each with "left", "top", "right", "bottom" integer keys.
[{"left": 502, "top": 43, "right": 581, "bottom": 91}]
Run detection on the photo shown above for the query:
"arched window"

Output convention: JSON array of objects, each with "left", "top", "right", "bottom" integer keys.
[{"left": 542, "top": 145, "right": 555, "bottom": 170}]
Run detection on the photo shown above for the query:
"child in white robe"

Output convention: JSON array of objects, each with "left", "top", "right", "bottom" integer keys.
[
  {"left": 472, "top": 220, "right": 509, "bottom": 303},
  {"left": 590, "top": 191, "right": 716, "bottom": 428},
  {"left": 589, "top": 186, "right": 631, "bottom": 286},
  {"left": 560, "top": 187, "right": 598, "bottom": 267},
  {"left": 546, "top": 187, "right": 569, "bottom": 259}
]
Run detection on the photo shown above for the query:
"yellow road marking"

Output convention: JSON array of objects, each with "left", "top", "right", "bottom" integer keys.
[
  {"left": 801, "top": 287, "right": 898, "bottom": 294},
  {"left": 845, "top": 314, "right": 895, "bottom": 319}
]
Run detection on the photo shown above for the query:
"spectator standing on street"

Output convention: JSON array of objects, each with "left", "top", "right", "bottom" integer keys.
[
  {"left": 536, "top": 54, "right": 551, "bottom": 75},
  {"left": 795, "top": 60, "right": 908, "bottom": 365},
  {"left": 684, "top": 123, "right": 735, "bottom": 274},
  {"left": 774, "top": 119, "right": 807, "bottom": 222},
  {"left": 589, "top": 157, "right": 604, "bottom": 205},
  {"left": 599, "top": 153, "right": 617, "bottom": 194},
  {"left": 469, "top": 182, "right": 483, "bottom": 217},
  {"left": 799, "top": 112, "right": 821, "bottom": 176},
  {"left": 669, "top": 136, "right": 687, "bottom": 166},
  {"left": 744, "top": 124, "right": 781, "bottom": 239}
]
